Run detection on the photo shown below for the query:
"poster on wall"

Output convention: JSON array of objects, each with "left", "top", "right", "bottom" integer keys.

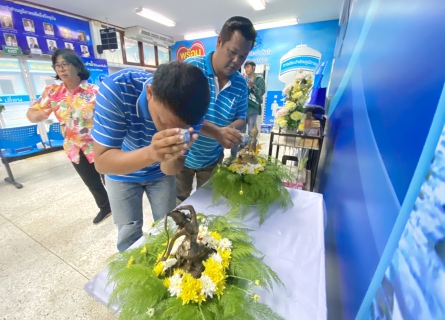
[
  {"left": 82, "top": 57, "right": 108, "bottom": 86},
  {"left": 171, "top": 20, "right": 338, "bottom": 125},
  {"left": 175, "top": 41, "right": 206, "bottom": 62},
  {"left": 0, "top": 57, "right": 32, "bottom": 127},
  {"left": 0, "top": 0, "right": 94, "bottom": 58}
]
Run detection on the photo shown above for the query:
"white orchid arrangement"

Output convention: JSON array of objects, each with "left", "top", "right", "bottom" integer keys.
[{"left": 275, "top": 69, "right": 313, "bottom": 131}]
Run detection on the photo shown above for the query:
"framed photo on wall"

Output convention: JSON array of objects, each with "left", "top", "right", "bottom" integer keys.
[
  {"left": 22, "top": 18, "right": 35, "bottom": 33},
  {"left": 26, "top": 36, "right": 40, "bottom": 49},
  {"left": 78, "top": 31, "right": 86, "bottom": 42},
  {"left": 64, "top": 42, "right": 74, "bottom": 50},
  {"left": 4, "top": 33, "right": 18, "bottom": 46},
  {"left": 0, "top": 15, "right": 14, "bottom": 29},
  {"left": 46, "top": 39, "right": 58, "bottom": 52},
  {"left": 43, "top": 22, "right": 54, "bottom": 36}
]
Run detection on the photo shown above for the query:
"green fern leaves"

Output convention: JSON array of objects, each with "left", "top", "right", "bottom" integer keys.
[
  {"left": 208, "top": 156, "right": 294, "bottom": 224},
  {"left": 106, "top": 214, "right": 284, "bottom": 320}
]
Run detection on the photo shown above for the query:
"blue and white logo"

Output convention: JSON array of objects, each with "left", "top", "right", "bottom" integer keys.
[
  {"left": 98, "top": 73, "right": 107, "bottom": 83},
  {"left": 253, "top": 32, "right": 262, "bottom": 49},
  {"left": 279, "top": 56, "right": 320, "bottom": 75}
]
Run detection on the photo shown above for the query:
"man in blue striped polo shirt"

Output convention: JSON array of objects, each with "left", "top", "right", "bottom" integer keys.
[
  {"left": 176, "top": 16, "right": 257, "bottom": 202},
  {"left": 92, "top": 62, "right": 210, "bottom": 252}
]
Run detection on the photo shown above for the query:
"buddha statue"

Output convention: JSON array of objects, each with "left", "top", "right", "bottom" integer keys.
[{"left": 237, "top": 124, "right": 259, "bottom": 165}]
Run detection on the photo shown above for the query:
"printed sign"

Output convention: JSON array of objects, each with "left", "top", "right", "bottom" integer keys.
[
  {"left": 0, "top": 0, "right": 94, "bottom": 57},
  {"left": 175, "top": 41, "right": 205, "bottom": 62}
]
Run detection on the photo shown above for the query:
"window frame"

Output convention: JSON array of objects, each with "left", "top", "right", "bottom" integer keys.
[{"left": 100, "top": 25, "right": 172, "bottom": 67}]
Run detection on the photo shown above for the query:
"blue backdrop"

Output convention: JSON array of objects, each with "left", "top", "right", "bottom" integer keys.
[
  {"left": 0, "top": 0, "right": 94, "bottom": 57},
  {"left": 319, "top": 0, "right": 445, "bottom": 318},
  {"left": 171, "top": 20, "right": 338, "bottom": 124},
  {"left": 82, "top": 58, "right": 108, "bottom": 86}
]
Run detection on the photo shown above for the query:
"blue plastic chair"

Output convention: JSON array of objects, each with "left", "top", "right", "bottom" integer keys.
[
  {"left": 0, "top": 125, "right": 45, "bottom": 188},
  {"left": 45, "top": 123, "right": 64, "bottom": 148}
]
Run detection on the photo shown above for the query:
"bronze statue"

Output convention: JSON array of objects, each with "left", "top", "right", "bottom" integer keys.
[
  {"left": 248, "top": 123, "right": 259, "bottom": 150},
  {"left": 237, "top": 123, "right": 259, "bottom": 165},
  {"left": 158, "top": 205, "right": 214, "bottom": 278}
]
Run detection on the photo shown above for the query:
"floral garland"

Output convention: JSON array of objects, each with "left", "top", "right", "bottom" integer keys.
[
  {"left": 152, "top": 226, "right": 232, "bottom": 305},
  {"left": 275, "top": 68, "right": 313, "bottom": 131},
  {"left": 227, "top": 155, "right": 266, "bottom": 175}
]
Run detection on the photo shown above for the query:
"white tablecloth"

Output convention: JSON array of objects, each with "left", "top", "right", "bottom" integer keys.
[{"left": 84, "top": 187, "right": 327, "bottom": 320}]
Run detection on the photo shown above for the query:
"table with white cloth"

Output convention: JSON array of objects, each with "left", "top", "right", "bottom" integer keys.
[{"left": 84, "top": 187, "right": 327, "bottom": 320}]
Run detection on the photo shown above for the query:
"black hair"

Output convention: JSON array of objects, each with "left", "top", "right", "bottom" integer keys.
[
  {"left": 51, "top": 48, "right": 90, "bottom": 81},
  {"left": 151, "top": 61, "right": 210, "bottom": 126},
  {"left": 219, "top": 16, "right": 257, "bottom": 49},
  {"left": 244, "top": 60, "right": 256, "bottom": 68}
]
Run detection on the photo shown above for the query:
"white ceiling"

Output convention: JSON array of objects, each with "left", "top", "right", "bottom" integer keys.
[{"left": 26, "top": 0, "right": 343, "bottom": 41}]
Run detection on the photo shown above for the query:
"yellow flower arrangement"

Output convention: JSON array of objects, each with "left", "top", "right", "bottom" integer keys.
[
  {"left": 284, "top": 100, "right": 296, "bottom": 110},
  {"left": 106, "top": 214, "right": 285, "bottom": 320},
  {"left": 152, "top": 227, "right": 233, "bottom": 305},
  {"left": 227, "top": 155, "right": 267, "bottom": 175},
  {"left": 275, "top": 68, "right": 314, "bottom": 131},
  {"left": 290, "top": 111, "right": 302, "bottom": 121}
]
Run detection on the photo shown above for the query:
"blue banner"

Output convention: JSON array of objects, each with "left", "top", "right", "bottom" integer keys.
[
  {"left": 0, "top": 0, "right": 94, "bottom": 57},
  {"left": 171, "top": 20, "right": 338, "bottom": 125},
  {"left": 82, "top": 57, "right": 108, "bottom": 86},
  {"left": 317, "top": 0, "right": 445, "bottom": 318}
]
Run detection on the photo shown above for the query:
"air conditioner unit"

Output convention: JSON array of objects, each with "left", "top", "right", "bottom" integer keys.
[{"left": 125, "top": 26, "right": 175, "bottom": 48}]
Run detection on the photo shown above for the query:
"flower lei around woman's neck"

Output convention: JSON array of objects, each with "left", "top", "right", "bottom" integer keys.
[{"left": 106, "top": 213, "right": 285, "bottom": 320}]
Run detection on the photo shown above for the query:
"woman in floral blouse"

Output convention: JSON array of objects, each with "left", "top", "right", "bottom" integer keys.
[{"left": 26, "top": 49, "right": 111, "bottom": 224}]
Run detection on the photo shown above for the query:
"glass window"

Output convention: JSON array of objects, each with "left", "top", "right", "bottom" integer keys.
[
  {"left": 157, "top": 46, "right": 170, "bottom": 65},
  {"left": 142, "top": 43, "right": 156, "bottom": 66},
  {"left": 103, "top": 31, "right": 123, "bottom": 64},
  {"left": 124, "top": 37, "right": 140, "bottom": 64}
]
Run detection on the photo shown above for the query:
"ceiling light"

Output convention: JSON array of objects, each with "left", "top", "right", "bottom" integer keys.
[
  {"left": 247, "top": 0, "right": 266, "bottom": 10},
  {"left": 135, "top": 7, "right": 176, "bottom": 27},
  {"left": 254, "top": 18, "right": 298, "bottom": 30},
  {"left": 184, "top": 31, "right": 218, "bottom": 40}
]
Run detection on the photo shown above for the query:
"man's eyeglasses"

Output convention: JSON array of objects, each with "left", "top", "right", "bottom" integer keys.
[{"left": 53, "top": 62, "right": 70, "bottom": 70}]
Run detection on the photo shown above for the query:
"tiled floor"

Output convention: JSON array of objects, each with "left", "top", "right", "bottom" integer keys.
[
  {"left": 2, "top": 132, "right": 343, "bottom": 320},
  {"left": 0, "top": 151, "right": 152, "bottom": 319},
  {"left": 0, "top": 133, "right": 276, "bottom": 319}
]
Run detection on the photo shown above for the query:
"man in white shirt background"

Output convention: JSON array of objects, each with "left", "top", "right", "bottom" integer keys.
[
  {"left": 23, "top": 19, "right": 35, "bottom": 33},
  {"left": 44, "top": 23, "right": 54, "bottom": 35}
]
